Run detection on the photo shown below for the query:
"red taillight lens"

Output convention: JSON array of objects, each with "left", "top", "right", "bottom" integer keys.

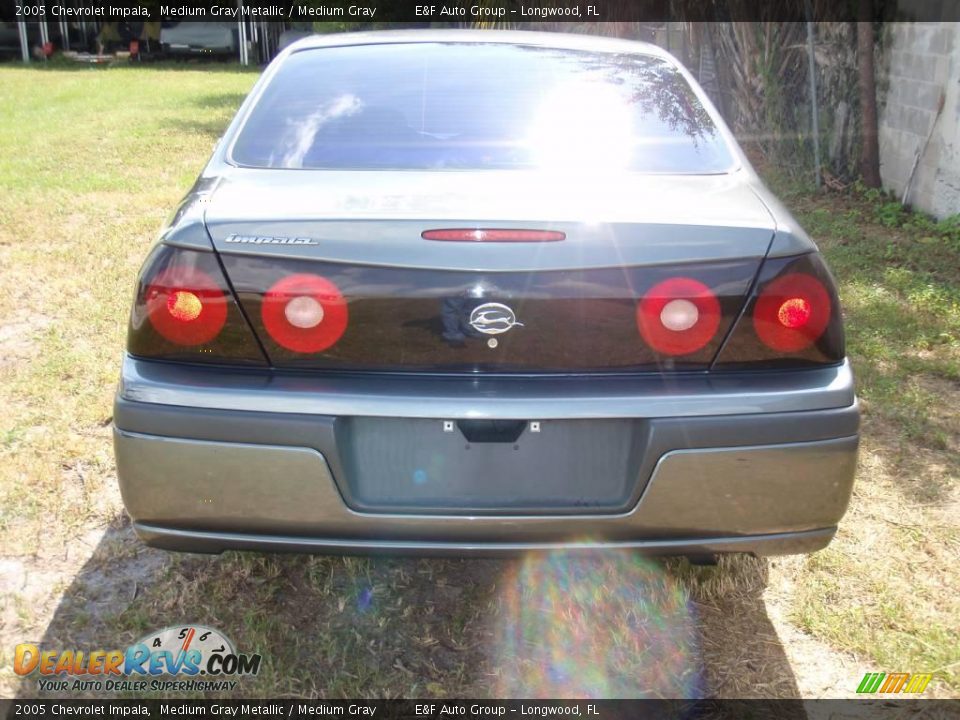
[
  {"left": 146, "top": 267, "right": 227, "bottom": 346},
  {"left": 128, "top": 245, "right": 265, "bottom": 365},
  {"left": 422, "top": 229, "right": 566, "bottom": 242},
  {"left": 753, "top": 273, "right": 831, "bottom": 352},
  {"left": 261, "top": 273, "right": 348, "bottom": 353},
  {"left": 636, "top": 277, "right": 721, "bottom": 356}
]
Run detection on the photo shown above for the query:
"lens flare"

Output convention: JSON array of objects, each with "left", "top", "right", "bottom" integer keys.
[
  {"left": 356, "top": 586, "right": 373, "bottom": 613},
  {"left": 492, "top": 549, "right": 700, "bottom": 698},
  {"left": 526, "top": 81, "right": 635, "bottom": 172}
]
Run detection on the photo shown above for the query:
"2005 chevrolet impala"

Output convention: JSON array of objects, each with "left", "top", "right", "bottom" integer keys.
[{"left": 114, "top": 30, "right": 859, "bottom": 557}]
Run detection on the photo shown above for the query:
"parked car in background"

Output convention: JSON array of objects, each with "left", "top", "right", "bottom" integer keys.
[
  {"left": 160, "top": 21, "right": 238, "bottom": 57},
  {"left": 114, "top": 30, "right": 859, "bottom": 559}
]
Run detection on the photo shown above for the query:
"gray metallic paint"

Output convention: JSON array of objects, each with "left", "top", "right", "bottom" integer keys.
[
  {"left": 113, "top": 394, "right": 861, "bottom": 451},
  {"left": 114, "top": 428, "right": 854, "bottom": 552},
  {"left": 133, "top": 522, "right": 837, "bottom": 557},
  {"left": 202, "top": 173, "right": 779, "bottom": 272},
  {"left": 118, "top": 355, "right": 856, "bottom": 419},
  {"left": 113, "top": 388, "right": 859, "bottom": 517},
  {"left": 117, "top": 30, "right": 859, "bottom": 555},
  {"left": 159, "top": 31, "right": 817, "bottom": 265},
  {"left": 133, "top": 524, "right": 837, "bottom": 558}
]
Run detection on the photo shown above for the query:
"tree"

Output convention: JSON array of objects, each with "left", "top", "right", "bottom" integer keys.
[{"left": 858, "top": 0, "right": 882, "bottom": 187}]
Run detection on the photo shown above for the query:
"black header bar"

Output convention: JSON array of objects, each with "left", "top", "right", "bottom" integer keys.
[
  {"left": 10, "top": 0, "right": 960, "bottom": 23},
  {"left": 3, "top": 699, "right": 960, "bottom": 719}
]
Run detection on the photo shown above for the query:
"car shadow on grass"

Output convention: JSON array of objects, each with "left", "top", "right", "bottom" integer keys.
[{"left": 18, "top": 518, "right": 803, "bottom": 709}]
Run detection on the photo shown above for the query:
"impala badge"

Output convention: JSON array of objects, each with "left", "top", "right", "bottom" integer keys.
[
  {"left": 469, "top": 302, "right": 523, "bottom": 335},
  {"left": 224, "top": 234, "right": 318, "bottom": 246}
]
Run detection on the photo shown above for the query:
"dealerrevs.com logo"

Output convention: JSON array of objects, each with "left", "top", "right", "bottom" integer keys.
[{"left": 15, "top": 625, "right": 262, "bottom": 693}]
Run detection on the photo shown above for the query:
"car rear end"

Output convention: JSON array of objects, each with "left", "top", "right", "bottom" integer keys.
[{"left": 114, "top": 31, "right": 858, "bottom": 556}]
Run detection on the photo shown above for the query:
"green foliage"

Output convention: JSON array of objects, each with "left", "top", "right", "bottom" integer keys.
[
  {"left": 845, "top": 181, "right": 960, "bottom": 249},
  {"left": 876, "top": 201, "right": 905, "bottom": 228}
]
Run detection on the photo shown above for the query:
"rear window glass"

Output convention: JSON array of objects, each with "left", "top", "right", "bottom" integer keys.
[{"left": 230, "top": 43, "right": 735, "bottom": 173}]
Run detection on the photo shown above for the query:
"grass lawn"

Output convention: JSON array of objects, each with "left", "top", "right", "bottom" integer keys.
[
  {"left": 0, "top": 62, "right": 957, "bottom": 699},
  {"left": 770, "top": 179, "right": 960, "bottom": 690}
]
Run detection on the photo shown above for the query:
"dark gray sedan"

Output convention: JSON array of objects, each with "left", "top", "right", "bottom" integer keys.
[{"left": 114, "top": 30, "right": 858, "bottom": 558}]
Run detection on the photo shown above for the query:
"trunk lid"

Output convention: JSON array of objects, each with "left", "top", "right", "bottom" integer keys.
[
  {"left": 205, "top": 169, "right": 774, "bottom": 270},
  {"left": 205, "top": 169, "right": 773, "bottom": 373}
]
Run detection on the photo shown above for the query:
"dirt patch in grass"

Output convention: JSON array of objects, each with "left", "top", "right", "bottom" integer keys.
[{"left": 0, "top": 315, "right": 54, "bottom": 369}]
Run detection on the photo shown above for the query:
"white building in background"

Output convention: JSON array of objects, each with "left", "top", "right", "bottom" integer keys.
[{"left": 879, "top": 22, "right": 960, "bottom": 219}]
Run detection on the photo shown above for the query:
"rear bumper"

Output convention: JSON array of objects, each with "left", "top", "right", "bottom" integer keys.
[
  {"left": 114, "top": 355, "right": 859, "bottom": 556},
  {"left": 132, "top": 523, "right": 838, "bottom": 558}
]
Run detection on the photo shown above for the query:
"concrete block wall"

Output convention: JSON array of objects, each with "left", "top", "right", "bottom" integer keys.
[{"left": 879, "top": 22, "right": 960, "bottom": 219}]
